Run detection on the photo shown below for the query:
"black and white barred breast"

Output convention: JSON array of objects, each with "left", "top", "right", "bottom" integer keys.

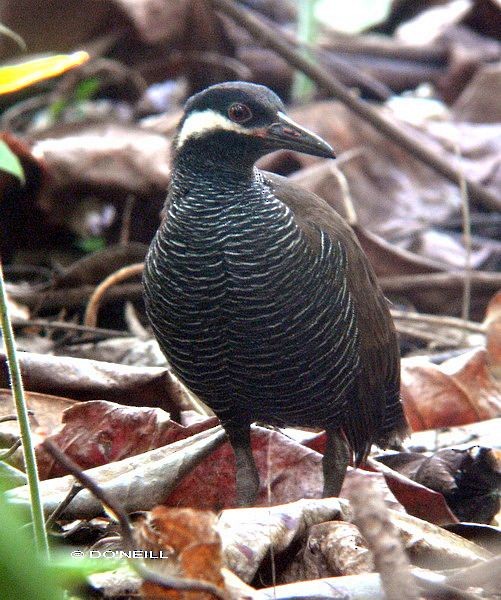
[{"left": 143, "top": 168, "right": 360, "bottom": 429}]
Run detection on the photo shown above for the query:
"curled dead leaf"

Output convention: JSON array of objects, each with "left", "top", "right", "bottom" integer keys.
[
  {"left": 401, "top": 347, "right": 501, "bottom": 431},
  {"left": 135, "top": 506, "right": 225, "bottom": 600}
]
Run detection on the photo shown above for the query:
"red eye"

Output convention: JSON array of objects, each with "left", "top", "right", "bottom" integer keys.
[{"left": 228, "top": 103, "right": 252, "bottom": 123}]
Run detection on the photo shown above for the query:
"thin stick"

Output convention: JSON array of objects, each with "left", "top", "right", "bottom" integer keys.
[
  {"left": 119, "top": 194, "right": 135, "bottom": 246},
  {"left": 0, "top": 411, "right": 34, "bottom": 423},
  {"left": 42, "top": 440, "right": 227, "bottom": 600},
  {"left": 394, "top": 323, "right": 459, "bottom": 346},
  {"left": 414, "top": 572, "right": 484, "bottom": 600},
  {"left": 380, "top": 271, "right": 501, "bottom": 292},
  {"left": 9, "top": 282, "right": 144, "bottom": 311},
  {"left": 0, "top": 438, "right": 22, "bottom": 460},
  {"left": 390, "top": 309, "right": 485, "bottom": 334},
  {"left": 0, "top": 261, "right": 49, "bottom": 556},
  {"left": 349, "top": 476, "right": 419, "bottom": 600},
  {"left": 457, "top": 143, "right": 472, "bottom": 327},
  {"left": 12, "top": 318, "right": 131, "bottom": 338},
  {"left": 84, "top": 263, "right": 144, "bottom": 327},
  {"left": 266, "top": 433, "right": 277, "bottom": 597},
  {"left": 328, "top": 159, "right": 358, "bottom": 226},
  {"left": 210, "top": 0, "right": 501, "bottom": 212},
  {"left": 45, "top": 483, "right": 83, "bottom": 531}
]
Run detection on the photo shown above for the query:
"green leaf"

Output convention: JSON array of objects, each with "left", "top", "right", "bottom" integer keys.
[
  {"left": 0, "top": 492, "right": 63, "bottom": 600},
  {"left": 49, "top": 76, "right": 101, "bottom": 121},
  {"left": 0, "top": 140, "right": 25, "bottom": 184},
  {"left": 77, "top": 236, "right": 106, "bottom": 253},
  {"left": 0, "top": 462, "right": 27, "bottom": 490}
]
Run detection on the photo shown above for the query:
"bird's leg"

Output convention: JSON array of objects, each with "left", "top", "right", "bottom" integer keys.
[
  {"left": 225, "top": 424, "right": 259, "bottom": 506},
  {"left": 323, "top": 429, "right": 350, "bottom": 498}
]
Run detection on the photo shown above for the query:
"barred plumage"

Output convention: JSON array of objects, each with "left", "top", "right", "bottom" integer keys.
[
  {"left": 143, "top": 82, "right": 408, "bottom": 505},
  {"left": 145, "top": 164, "right": 360, "bottom": 429}
]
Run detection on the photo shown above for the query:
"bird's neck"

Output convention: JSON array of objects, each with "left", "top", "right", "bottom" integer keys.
[
  {"left": 172, "top": 135, "right": 263, "bottom": 186},
  {"left": 171, "top": 150, "right": 265, "bottom": 207}
]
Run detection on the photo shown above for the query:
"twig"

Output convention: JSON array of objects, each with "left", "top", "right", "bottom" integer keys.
[
  {"left": 316, "top": 46, "right": 392, "bottom": 101},
  {"left": 380, "top": 271, "right": 501, "bottom": 292},
  {"left": 0, "top": 438, "right": 22, "bottom": 460},
  {"left": 0, "top": 411, "right": 34, "bottom": 423},
  {"left": 390, "top": 310, "right": 485, "bottom": 334},
  {"left": 0, "top": 261, "right": 49, "bottom": 557},
  {"left": 328, "top": 159, "right": 358, "bottom": 226},
  {"left": 119, "top": 194, "right": 136, "bottom": 246},
  {"left": 45, "top": 483, "right": 83, "bottom": 531},
  {"left": 394, "top": 323, "right": 459, "bottom": 346},
  {"left": 456, "top": 143, "right": 472, "bottom": 328},
  {"left": 84, "top": 263, "right": 144, "bottom": 327},
  {"left": 210, "top": 0, "right": 501, "bottom": 212},
  {"left": 9, "top": 282, "right": 144, "bottom": 311},
  {"left": 349, "top": 476, "right": 419, "bottom": 600},
  {"left": 265, "top": 433, "right": 277, "bottom": 592},
  {"left": 42, "top": 440, "right": 227, "bottom": 600},
  {"left": 12, "top": 317, "right": 131, "bottom": 338}
]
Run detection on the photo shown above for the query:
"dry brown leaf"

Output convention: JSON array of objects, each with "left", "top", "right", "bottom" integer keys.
[
  {"left": 165, "top": 426, "right": 325, "bottom": 510},
  {"left": 7, "top": 427, "right": 226, "bottom": 519},
  {"left": 0, "top": 351, "right": 184, "bottom": 412},
  {"left": 401, "top": 347, "right": 501, "bottom": 431},
  {"left": 259, "top": 102, "right": 462, "bottom": 240},
  {"left": 377, "top": 447, "right": 501, "bottom": 524},
  {"left": 0, "top": 389, "right": 75, "bottom": 434},
  {"left": 281, "top": 521, "right": 374, "bottom": 583},
  {"left": 254, "top": 572, "right": 383, "bottom": 599},
  {"left": 32, "top": 122, "right": 170, "bottom": 239},
  {"left": 135, "top": 506, "right": 225, "bottom": 599},
  {"left": 35, "top": 400, "right": 218, "bottom": 479},
  {"left": 218, "top": 497, "right": 351, "bottom": 583},
  {"left": 453, "top": 63, "right": 501, "bottom": 123},
  {"left": 485, "top": 290, "right": 501, "bottom": 378},
  {"left": 390, "top": 509, "right": 492, "bottom": 569}
]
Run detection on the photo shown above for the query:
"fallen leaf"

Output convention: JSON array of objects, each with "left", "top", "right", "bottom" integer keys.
[
  {"left": 0, "top": 389, "right": 76, "bottom": 446},
  {"left": 390, "top": 509, "right": 492, "bottom": 569},
  {"left": 7, "top": 427, "right": 226, "bottom": 519},
  {"left": 165, "top": 426, "right": 325, "bottom": 511},
  {"left": 135, "top": 506, "right": 225, "bottom": 600},
  {"left": 218, "top": 497, "right": 350, "bottom": 583},
  {"left": 485, "top": 290, "right": 501, "bottom": 378},
  {"left": 367, "top": 457, "right": 459, "bottom": 526},
  {"left": 35, "top": 400, "right": 218, "bottom": 478},
  {"left": 401, "top": 347, "right": 501, "bottom": 431},
  {"left": 0, "top": 351, "right": 186, "bottom": 413},
  {"left": 377, "top": 447, "right": 501, "bottom": 524},
  {"left": 280, "top": 521, "right": 374, "bottom": 583}
]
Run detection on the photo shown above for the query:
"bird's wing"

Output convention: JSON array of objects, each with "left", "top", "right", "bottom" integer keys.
[{"left": 263, "top": 172, "right": 407, "bottom": 458}]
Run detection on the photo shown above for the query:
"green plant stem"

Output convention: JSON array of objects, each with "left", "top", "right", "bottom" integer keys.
[{"left": 0, "top": 261, "right": 49, "bottom": 557}]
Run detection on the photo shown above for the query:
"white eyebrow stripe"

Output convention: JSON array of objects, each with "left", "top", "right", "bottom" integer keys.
[{"left": 176, "top": 109, "right": 251, "bottom": 149}]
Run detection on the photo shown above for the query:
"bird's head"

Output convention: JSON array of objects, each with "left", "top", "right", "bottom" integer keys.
[{"left": 173, "top": 82, "right": 335, "bottom": 172}]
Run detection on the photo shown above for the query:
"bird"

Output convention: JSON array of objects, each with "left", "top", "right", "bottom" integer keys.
[{"left": 143, "top": 81, "right": 408, "bottom": 506}]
